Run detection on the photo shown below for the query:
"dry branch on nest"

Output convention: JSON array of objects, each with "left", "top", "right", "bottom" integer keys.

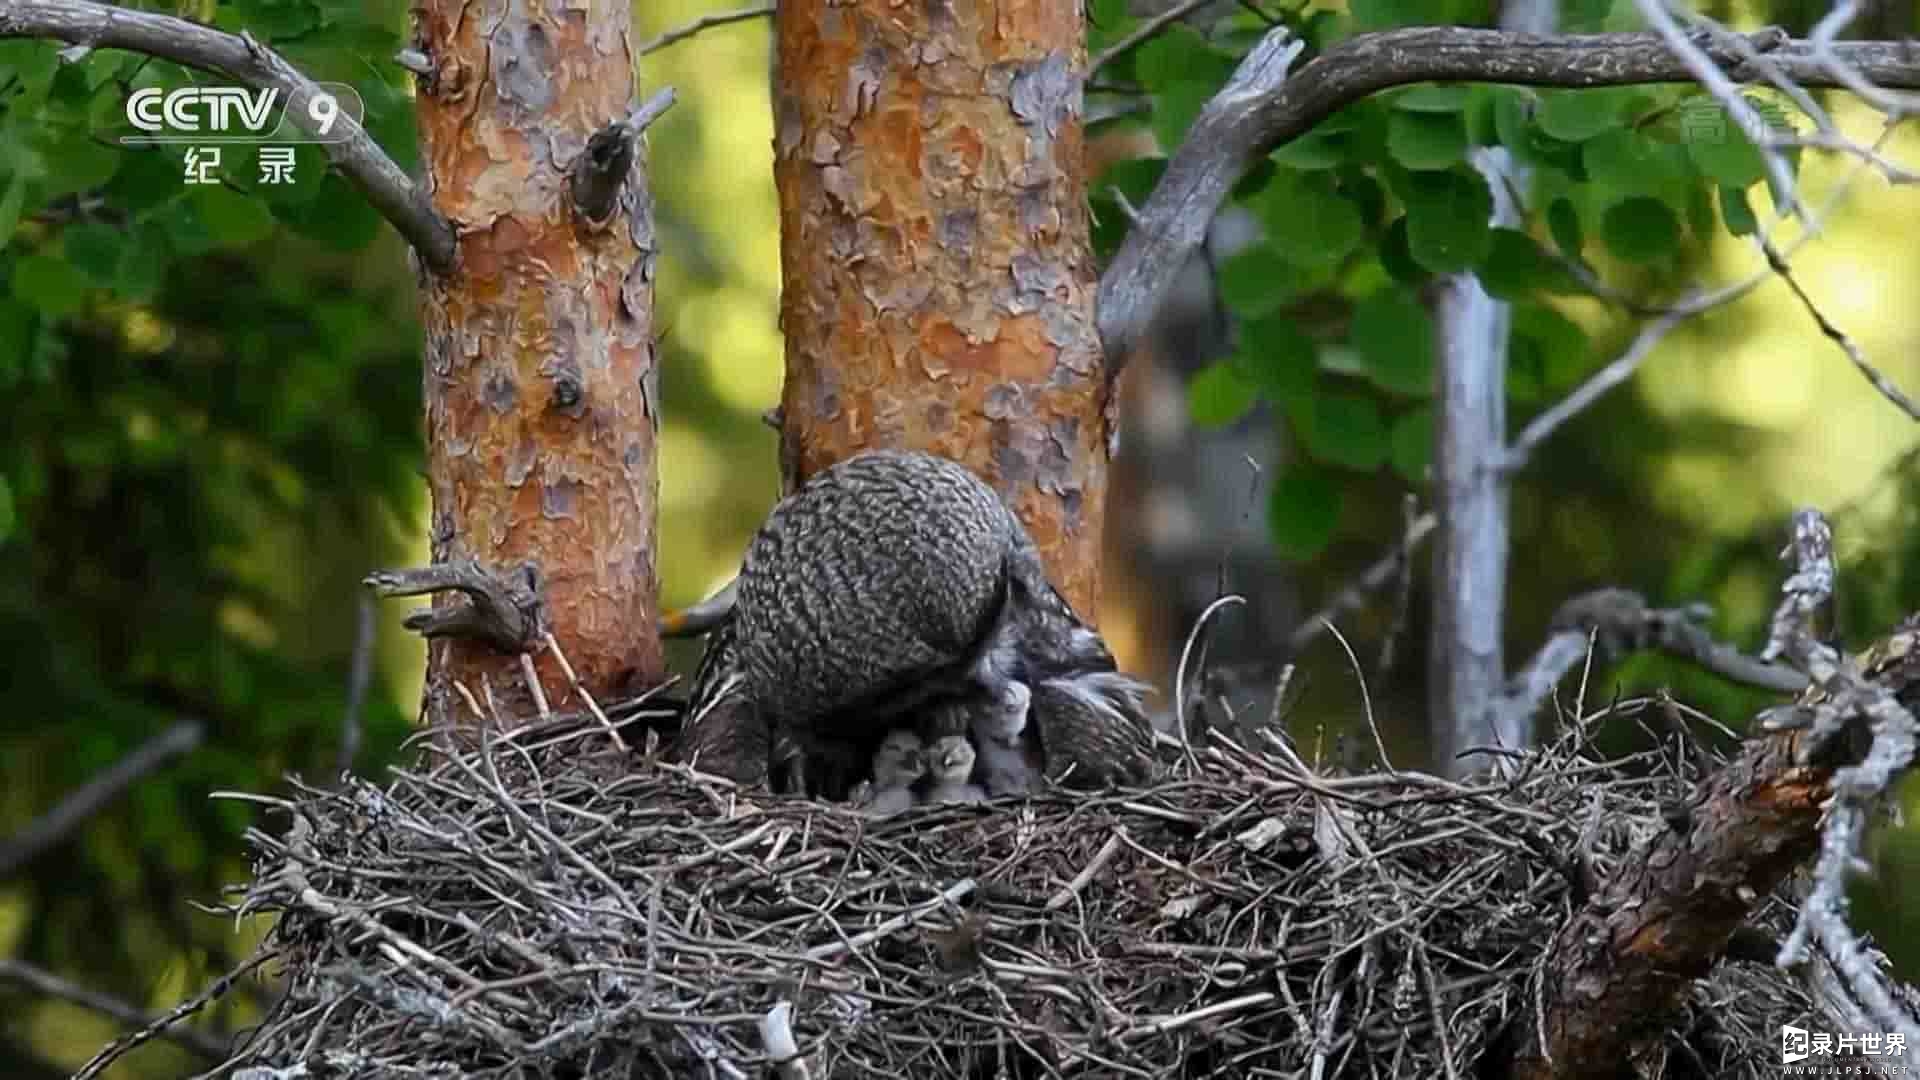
[{"left": 205, "top": 711, "right": 1847, "bottom": 1080}]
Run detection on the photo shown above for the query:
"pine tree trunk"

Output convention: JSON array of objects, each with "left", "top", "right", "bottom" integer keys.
[
  {"left": 411, "top": 0, "right": 663, "bottom": 728},
  {"left": 770, "top": 0, "right": 1113, "bottom": 617}
]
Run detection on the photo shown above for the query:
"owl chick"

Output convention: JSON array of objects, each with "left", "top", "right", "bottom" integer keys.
[
  {"left": 693, "top": 449, "right": 1153, "bottom": 801},
  {"left": 923, "top": 735, "right": 988, "bottom": 805},
  {"left": 855, "top": 729, "right": 926, "bottom": 817}
]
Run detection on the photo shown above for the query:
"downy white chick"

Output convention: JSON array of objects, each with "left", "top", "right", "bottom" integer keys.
[
  {"left": 924, "top": 735, "right": 988, "bottom": 805},
  {"left": 860, "top": 729, "right": 926, "bottom": 817}
]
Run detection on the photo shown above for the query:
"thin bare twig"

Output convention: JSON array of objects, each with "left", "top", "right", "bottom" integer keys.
[
  {"left": 639, "top": 3, "right": 774, "bottom": 56},
  {"left": 0, "top": 719, "right": 205, "bottom": 879},
  {"left": 1091, "top": 0, "right": 1220, "bottom": 75},
  {"left": 0, "top": 958, "right": 230, "bottom": 1062},
  {"left": 338, "top": 593, "right": 376, "bottom": 777}
]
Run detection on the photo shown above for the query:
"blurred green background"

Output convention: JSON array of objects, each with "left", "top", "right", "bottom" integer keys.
[{"left": 1, "top": 0, "right": 1916, "bottom": 1074}]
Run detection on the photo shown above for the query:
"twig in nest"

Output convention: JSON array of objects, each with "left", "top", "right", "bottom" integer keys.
[
  {"left": 1174, "top": 594, "right": 1244, "bottom": 769},
  {"left": 72, "top": 947, "right": 272, "bottom": 1080},
  {"left": 0, "top": 958, "right": 230, "bottom": 1062},
  {"left": 543, "top": 631, "right": 629, "bottom": 751},
  {"left": 1319, "top": 617, "right": 1393, "bottom": 774}
]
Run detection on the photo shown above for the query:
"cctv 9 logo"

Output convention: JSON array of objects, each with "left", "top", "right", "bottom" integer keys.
[{"left": 121, "top": 82, "right": 366, "bottom": 145}]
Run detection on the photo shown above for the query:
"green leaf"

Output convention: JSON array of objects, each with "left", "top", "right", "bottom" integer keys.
[
  {"left": 64, "top": 223, "right": 123, "bottom": 282},
  {"left": 1719, "top": 183, "right": 1758, "bottom": 236},
  {"left": 0, "top": 474, "right": 13, "bottom": 542},
  {"left": 1293, "top": 387, "right": 1389, "bottom": 472},
  {"left": 1582, "top": 128, "right": 1688, "bottom": 201},
  {"left": 1272, "top": 132, "right": 1348, "bottom": 170},
  {"left": 1393, "top": 85, "right": 1472, "bottom": 113},
  {"left": 1491, "top": 88, "right": 1531, "bottom": 153},
  {"left": 213, "top": 0, "right": 323, "bottom": 38},
  {"left": 1401, "top": 168, "right": 1493, "bottom": 274},
  {"left": 1135, "top": 26, "right": 1234, "bottom": 90},
  {"left": 0, "top": 175, "right": 25, "bottom": 246},
  {"left": 1268, "top": 464, "right": 1341, "bottom": 560},
  {"left": 1097, "top": 157, "right": 1167, "bottom": 208},
  {"left": 1151, "top": 81, "right": 1215, "bottom": 151},
  {"left": 1547, "top": 196, "right": 1584, "bottom": 257},
  {"left": 1350, "top": 288, "right": 1433, "bottom": 396},
  {"left": 1255, "top": 170, "right": 1364, "bottom": 269},
  {"left": 1534, "top": 88, "right": 1630, "bottom": 142},
  {"left": 113, "top": 229, "right": 166, "bottom": 302},
  {"left": 1685, "top": 182, "right": 1715, "bottom": 238},
  {"left": 1562, "top": 0, "right": 1616, "bottom": 31},
  {"left": 0, "top": 41, "right": 61, "bottom": 107},
  {"left": 0, "top": 300, "right": 32, "bottom": 387},
  {"left": 104, "top": 148, "right": 187, "bottom": 219},
  {"left": 1386, "top": 110, "right": 1468, "bottom": 170},
  {"left": 1350, "top": 0, "right": 1468, "bottom": 28},
  {"left": 36, "top": 133, "right": 120, "bottom": 198},
  {"left": 12, "top": 254, "right": 89, "bottom": 318},
  {"left": 1601, "top": 196, "right": 1679, "bottom": 263},
  {"left": 1477, "top": 227, "right": 1550, "bottom": 300},
  {"left": 1232, "top": 313, "right": 1317, "bottom": 403},
  {"left": 1188, "top": 362, "right": 1258, "bottom": 429},
  {"left": 1389, "top": 406, "right": 1433, "bottom": 485},
  {"left": 192, "top": 185, "right": 278, "bottom": 248},
  {"left": 1216, "top": 245, "right": 1304, "bottom": 319},
  {"left": 1341, "top": 169, "right": 1388, "bottom": 229},
  {"left": 1089, "top": 0, "right": 1128, "bottom": 30},
  {"left": 283, "top": 173, "right": 381, "bottom": 251},
  {"left": 1682, "top": 102, "right": 1768, "bottom": 189},
  {"left": 1090, "top": 194, "right": 1129, "bottom": 261},
  {"left": 1509, "top": 332, "right": 1549, "bottom": 403},
  {"left": 1379, "top": 217, "right": 1431, "bottom": 287},
  {"left": 1232, "top": 159, "right": 1277, "bottom": 200},
  {"left": 1512, "top": 303, "right": 1590, "bottom": 391},
  {"left": 1272, "top": 101, "right": 1388, "bottom": 172}
]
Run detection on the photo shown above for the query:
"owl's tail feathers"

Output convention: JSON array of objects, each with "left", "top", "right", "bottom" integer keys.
[
  {"left": 668, "top": 670, "right": 773, "bottom": 787},
  {"left": 668, "top": 615, "right": 776, "bottom": 787},
  {"left": 1031, "top": 670, "right": 1159, "bottom": 789}
]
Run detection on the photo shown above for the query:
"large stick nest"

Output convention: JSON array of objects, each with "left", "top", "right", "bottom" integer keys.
[{"left": 216, "top": 707, "right": 1825, "bottom": 1079}]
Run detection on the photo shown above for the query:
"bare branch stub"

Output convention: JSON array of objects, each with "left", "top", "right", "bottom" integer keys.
[
  {"left": 1529, "top": 587, "right": 1807, "bottom": 695},
  {"left": 0, "top": 0, "right": 458, "bottom": 272},
  {"left": 570, "top": 88, "right": 677, "bottom": 231},
  {"left": 366, "top": 561, "right": 542, "bottom": 654}
]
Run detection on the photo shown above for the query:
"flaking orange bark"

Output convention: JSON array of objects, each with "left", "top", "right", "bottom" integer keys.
[
  {"left": 411, "top": 0, "right": 663, "bottom": 728},
  {"left": 771, "top": 0, "right": 1114, "bottom": 618}
]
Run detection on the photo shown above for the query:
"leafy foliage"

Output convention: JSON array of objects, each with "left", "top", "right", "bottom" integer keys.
[
  {"left": 1090, "top": 4, "right": 1806, "bottom": 562},
  {"left": 0, "top": 2, "right": 419, "bottom": 1069}
]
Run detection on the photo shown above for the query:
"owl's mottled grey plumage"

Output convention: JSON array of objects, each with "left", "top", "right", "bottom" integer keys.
[{"left": 671, "top": 449, "right": 1155, "bottom": 800}]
